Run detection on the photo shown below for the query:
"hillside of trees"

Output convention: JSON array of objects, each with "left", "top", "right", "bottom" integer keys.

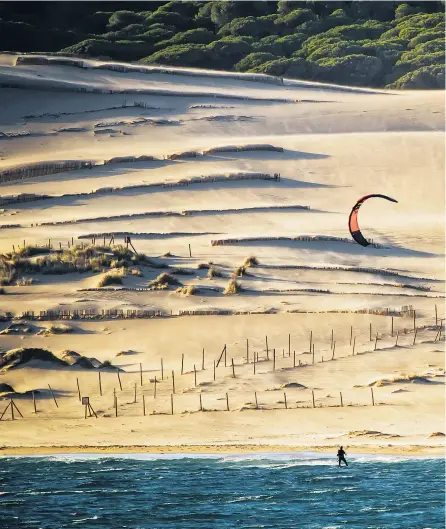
[{"left": 0, "top": 1, "right": 444, "bottom": 88}]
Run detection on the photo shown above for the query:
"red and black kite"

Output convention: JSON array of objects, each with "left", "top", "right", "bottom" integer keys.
[{"left": 348, "top": 194, "right": 398, "bottom": 247}]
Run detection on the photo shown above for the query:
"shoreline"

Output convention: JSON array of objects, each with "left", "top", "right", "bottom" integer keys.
[{"left": 0, "top": 444, "right": 444, "bottom": 457}]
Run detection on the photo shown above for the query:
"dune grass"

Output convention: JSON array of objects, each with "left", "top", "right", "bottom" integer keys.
[
  {"left": 16, "top": 277, "right": 34, "bottom": 286},
  {"left": 97, "top": 273, "right": 123, "bottom": 287},
  {"left": 223, "top": 279, "right": 242, "bottom": 295},
  {"left": 45, "top": 323, "right": 73, "bottom": 334},
  {"left": 243, "top": 255, "right": 259, "bottom": 267},
  {"left": 176, "top": 285, "right": 197, "bottom": 296},
  {"left": 207, "top": 267, "right": 222, "bottom": 279},
  {"left": 150, "top": 272, "right": 181, "bottom": 290}
]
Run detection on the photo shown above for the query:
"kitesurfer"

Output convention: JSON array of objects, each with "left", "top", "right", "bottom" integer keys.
[{"left": 337, "top": 446, "right": 348, "bottom": 467}]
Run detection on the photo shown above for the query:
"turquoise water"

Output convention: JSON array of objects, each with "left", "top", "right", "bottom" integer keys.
[{"left": 0, "top": 453, "right": 444, "bottom": 529}]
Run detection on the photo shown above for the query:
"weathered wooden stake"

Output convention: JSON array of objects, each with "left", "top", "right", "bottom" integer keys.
[
  {"left": 255, "top": 392, "right": 258, "bottom": 409},
  {"left": 284, "top": 392, "right": 288, "bottom": 409},
  {"left": 340, "top": 392, "right": 343, "bottom": 407},
  {"left": 288, "top": 334, "right": 291, "bottom": 357},
  {"left": 435, "top": 304, "right": 438, "bottom": 327},
  {"left": 226, "top": 392, "right": 229, "bottom": 411},
  {"left": 213, "top": 360, "right": 216, "bottom": 381},
  {"left": 140, "top": 363, "right": 143, "bottom": 386},
  {"left": 369, "top": 323, "right": 372, "bottom": 341},
  {"left": 350, "top": 326, "right": 353, "bottom": 345},
  {"left": 331, "top": 329, "right": 334, "bottom": 350},
  {"left": 160, "top": 358, "right": 164, "bottom": 380},
  {"left": 224, "top": 344, "right": 227, "bottom": 367},
  {"left": 332, "top": 341, "right": 336, "bottom": 360},
  {"left": 253, "top": 353, "right": 256, "bottom": 374},
  {"left": 391, "top": 316, "right": 394, "bottom": 336},
  {"left": 293, "top": 351, "right": 296, "bottom": 368},
  {"left": 48, "top": 384, "right": 58, "bottom": 408},
  {"left": 114, "top": 396, "right": 118, "bottom": 417},
  {"left": 59, "top": 242, "right": 62, "bottom": 250},
  {"left": 188, "top": 243, "right": 192, "bottom": 257},
  {"left": 312, "top": 344, "right": 315, "bottom": 365},
  {"left": 32, "top": 390, "right": 37, "bottom": 413},
  {"left": 76, "top": 377, "right": 81, "bottom": 401},
  {"left": 273, "top": 348, "right": 276, "bottom": 371},
  {"left": 172, "top": 370, "right": 175, "bottom": 393},
  {"left": 143, "top": 395, "right": 146, "bottom": 416},
  {"left": 374, "top": 334, "right": 378, "bottom": 351},
  {"left": 181, "top": 353, "right": 184, "bottom": 375},
  {"left": 309, "top": 330, "right": 313, "bottom": 353},
  {"left": 246, "top": 339, "right": 249, "bottom": 363},
  {"left": 266, "top": 335, "right": 269, "bottom": 359},
  {"left": 117, "top": 371, "right": 122, "bottom": 391},
  {"left": 134, "top": 382, "right": 137, "bottom": 403},
  {"left": 371, "top": 387, "right": 375, "bottom": 406},
  {"left": 154, "top": 376, "right": 157, "bottom": 398},
  {"left": 312, "top": 390, "right": 315, "bottom": 408},
  {"left": 395, "top": 331, "right": 399, "bottom": 346},
  {"left": 202, "top": 348, "right": 205, "bottom": 370},
  {"left": 98, "top": 372, "right": 102, "bottom": 396},
  {"left": 413, "top": 328, "right": 417, "bottom": 346},
  {"left": 231, "top": 358, "right": 236, "bottom": 378},
  {"left": 171, "top": 394, "right": 174, "bottom": 415},
  {"left": 194, "top": 365, "right": 197, "bottom": 387},
  {"left": 413, "top": 309, "right": 416, "bottom": 332},
  {"left": 352, "top": 336, "right": 356, "bottom": 355}
]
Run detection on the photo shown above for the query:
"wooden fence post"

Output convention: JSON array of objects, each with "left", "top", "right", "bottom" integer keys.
[
  {"left": 435, "top": 304, "right": 438, "bottom": 327},
  {"left": 161, "top": 358, "right": 164, "bottom": 380},
  {"left": 255, "top": 392, "right": 258, "bottom": 409},
  {"left": 309, "top": 330, "right": 313, "bottom": 353},
  {"left": 226, "top": 392, "right": 229, "bottom": 411},
  {"left": 288, "top": 334, "right": 291, "bottom": 357},
  {"left": 413, "top": 328, "right": 417, "bottom": 346},
  {"left": 202, "top": 348, "right": 205, "bottom": 370},
  {"left": 374, "top": 334, "right": 378, "bottom": 351},
  {"left": 352, "top": 336, "right": 356, "bottom": 355},
  {"left": 253, "top": 352, "right": 256, "bottom": 374},
  {"left": 395, "top": 331, "right": 399, "bottom": 346},
  {"left": 312, "top": 344, "right": 315, "bottom": 365},
  {"left": 293, "top": 351, "right": 296, "bottom": 368},
  {"left": 140, "top": 363, "right": 143, "bottom": 386},
  {"left": 171, "top": 394, "right": 174, "bottom": 415},
  {"left": 32, "top": 391, "right": 37, "bottom": 413},
  {"left": 413, "top": 309, "right": 416, "bottom": 333},
  {"left": 369, "top": 323, "right": 372, "bottom": 341},
  {"left": 98, "top": 372, "right": 102, "bottom": 396},
  {"left": 181, "top": 353, "right": 184, "bottom": 375},
  {"left": 391, "top": 316, "right": 394, "bottom": 337},
  {"left": 143, "top": 394, "right": 146, "bottom": 416},
  {"left": 172, "top": 370, "right": 175, "bottom": 394},
  {"left": 114, "top": 395, "right": 118, "bottom": 417},
  {"left": 231, "top": 358, "right": 236, "bottom": 378},
  {"left": 332, "top": 342, "right": 336, "bottom": 360},
  {"left": 153, "top": 376, "right": 157, "bottom": 399},
  {"left": 48, "top": 384, "right": 58, "bottom": 408},
  {"left": 76, "top": 377, "right": 81, "bottom": 401},
  {"left": 224, "top": 344, "right": 227, "bottom": 367},
  {"left": 213, "top": 360, "right": 216, "bottom": 381},
  {"left": 194, "top": 365, "right": 197, "bottom": 387},
  {"left": 350, "top": 326, "right": 353, "bottom": 346},
  {"left": 246, "top": 339, "right": 249, "bottom": 363},
  {"left": 117, "top": 371, "right": 122, "bottom": 391},
  {"left": 284, "top": 392, "right": 288, "bottom": 409},
  {"left": 134, "top": 383, "right": 137, "bottom": 403},
  {"left": 371, "top": 387, "right": 375, "bottom": 406},
  {"left": 339, "top": 392, "right": 343, "bottom": 407},
  {"left": 312, "top": 390, "right": 315, "bottom": 408},
  {"left": 273, "top": 348, "right": 276, "bottom": 371},
  {"left": 266, "top": 335, "right": 269, "bottom": 359},
  {"left": 331, "top": 329, "right": 334, "bottom": 350},
  {"left": 188, "top": 244, "right": 192, "bottom": 258}
]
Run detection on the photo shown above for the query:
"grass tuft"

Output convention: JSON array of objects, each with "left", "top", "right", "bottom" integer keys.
[
  {"left": 243, "top": 255, "right": 259, "bottom": 267},
  {"left": 45, "top": 323, "right": 73, "bottom": 334},
  {"left": 97, "top": 273, "right": 123, "bottom": 287},
  {"left": 150, "top": 272, "right": 181, "bottom": 289},
  {"left": 223, "top": 279, "right": 242, "bottom": 295}
]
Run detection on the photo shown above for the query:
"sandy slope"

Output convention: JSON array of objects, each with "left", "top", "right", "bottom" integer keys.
[{"left": 0, "top": 54, "right": 444, "bottom": 453}]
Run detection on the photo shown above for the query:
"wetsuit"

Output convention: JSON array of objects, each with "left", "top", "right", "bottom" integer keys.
[{"left": 337, "top": 449, "right": 348, "bottom": 466}]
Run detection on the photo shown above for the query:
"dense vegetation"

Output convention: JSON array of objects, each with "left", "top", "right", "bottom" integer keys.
[{"left": 0, "top": 1, "right": 444, "bottom": 88}]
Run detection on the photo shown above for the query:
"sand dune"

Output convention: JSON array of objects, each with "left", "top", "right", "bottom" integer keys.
[{"left": 0, "top": 53, "right": 444, "bottom": 453}]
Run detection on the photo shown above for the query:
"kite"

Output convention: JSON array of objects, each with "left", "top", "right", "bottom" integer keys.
[{"left": 348, "top": 194, "right": 398, "bottom": 247}]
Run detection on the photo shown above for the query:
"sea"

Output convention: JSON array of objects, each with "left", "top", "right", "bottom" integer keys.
[{"left": 0, "top": 453, "right": 444, "bottom": 529}]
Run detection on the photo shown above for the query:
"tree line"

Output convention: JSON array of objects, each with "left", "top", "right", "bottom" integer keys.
[{"left": 0, "top": 1, "right": 444, "bottom": 88}]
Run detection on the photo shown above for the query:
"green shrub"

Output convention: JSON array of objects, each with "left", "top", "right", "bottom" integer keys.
[
  {"left": 388, "top": 65, "right": 445, "bottom": 89},
  {"left": 317, "top": 54, "right": 384, "bottom": 86},
  {"left": 108, "top": 10, "right": 145, "bottom": 30},
  {"left": 235, "top": 52, "right": 278, "bottom": 71},
  {"left": 140, "top": 44, "right": 210, "bottom": 67}
]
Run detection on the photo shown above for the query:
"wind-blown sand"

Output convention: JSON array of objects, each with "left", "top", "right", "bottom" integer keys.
[{"left": 0, "top": 54, "right": 444, "bottom": 455}]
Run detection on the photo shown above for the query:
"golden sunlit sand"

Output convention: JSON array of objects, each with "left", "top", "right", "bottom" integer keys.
[{"left": 0, "top": 54, "right": 444, "bottom": 455}]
